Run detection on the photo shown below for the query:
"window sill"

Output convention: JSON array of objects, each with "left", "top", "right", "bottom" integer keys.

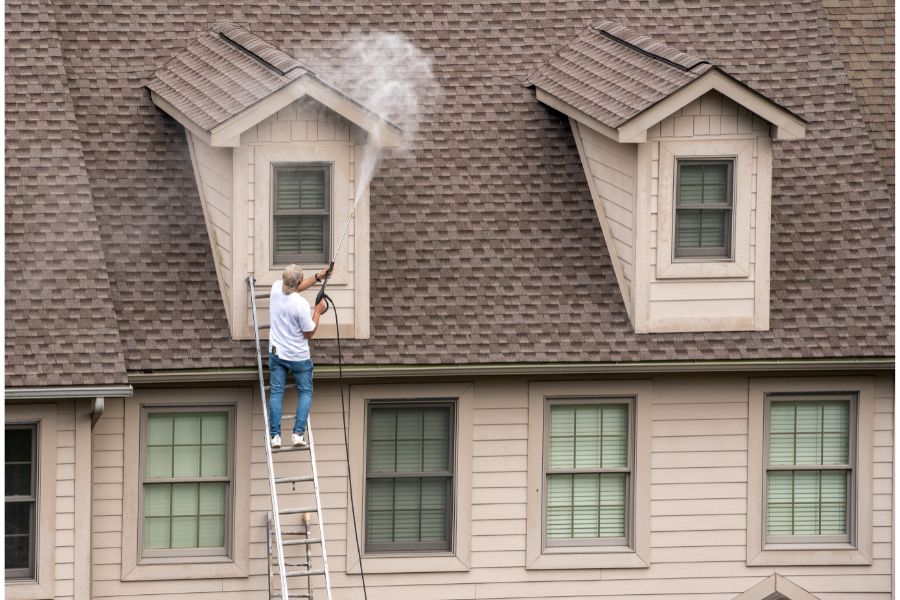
[
  {"left": 347, "top": 553, "right": 469, "bottom": 574},
  {"left": 527, "top": 546, "right": 648, "bottom": 570},
  {"left": 748, "top": 544, "right": 872, "bottom": 567},
  {"left": 122, "top": 558, "right": 249, "bottom": 581},
  {"left": 5, "top": 580, "right": 54, "bottom": 600}
]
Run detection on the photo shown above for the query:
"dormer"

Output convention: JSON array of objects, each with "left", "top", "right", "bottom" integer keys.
[
  {"left": 531, "top": 21, "right": 806, "bottom": 333},
  {"left": 147, "top": 23, "right": 399, "bottom": 340}
]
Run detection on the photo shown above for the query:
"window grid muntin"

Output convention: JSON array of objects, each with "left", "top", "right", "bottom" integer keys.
[
  {"left": 543, "top": 397, "right": 634, "bottom": 548},
  {"left": 673, "top": 158, "right": 735, "bottom": 259},
  {"left": 272, "top": 162, "right": 331, "bottom": 265},
  {"left": 139, "top": 406, "right": 234, "bottom": 559},
  {"left": 763, "top": 393, "right": 856, "bottom": 545},
  {"left": 5, "top": 423, "right": 37, "bottom": 580},
  {"left": 364, "top": 400, "right": 456, "bottom": 553}
]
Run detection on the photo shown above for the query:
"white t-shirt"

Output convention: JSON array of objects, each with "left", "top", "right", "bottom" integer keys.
[{"left": 268, "top": 281, "right": 317, "bottom": 361}]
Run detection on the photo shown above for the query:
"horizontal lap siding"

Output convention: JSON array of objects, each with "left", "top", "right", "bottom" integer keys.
[{"left": 90, "top": 374, "right": 893, "bottom": 599}]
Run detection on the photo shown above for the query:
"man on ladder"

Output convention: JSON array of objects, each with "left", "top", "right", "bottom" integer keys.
[{"left": 268, "top": 263, "right": 331, "bottom": 449}]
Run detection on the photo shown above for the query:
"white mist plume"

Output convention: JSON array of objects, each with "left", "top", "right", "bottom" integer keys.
[{"left": 342, "top": 33, "right": 436, "bottom": 204}]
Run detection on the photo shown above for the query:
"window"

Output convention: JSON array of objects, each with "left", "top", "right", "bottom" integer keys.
[
  {"left": 5, "top": 424, "right": 36, "bottom": 580},
  {"left": 365, "top": 402, "right": 454, "bottom": 553},
  {"left": 544, "top": 400, "right": 631, "bottom": 546},
  {"left": 272, "top": 163, "right": 330, "bottom": 265},
  {"left": 141, "top": 408, "right": 232, "bottom": 557},
  {"left": 747, "top": 377, "right": 874, "bottom": 567},
  {"left": 674, "top": 159, "right": 734, "bottom": 259},
  {"left": 765, "top": 395, "right": 854, "bottom": 543},
  {"left": 527, "top": 381, "right": 650, "bottom": 570}
]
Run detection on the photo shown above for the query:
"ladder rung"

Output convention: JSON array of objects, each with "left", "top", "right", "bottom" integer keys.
[
  {"left": 275, "top": 475, "right": 314, "bottom": 484},
  {"left": 271, "top": 445, "right": 309, "bottom": 453},
  {"left": 254, "top": 292, "right": 269, "bottom": 299},
  {"left": 271, "top": 594, "right": 310, "bottom": 599},
  {"left": 285, "top": 569, "right": 325, "bottom": 578},
  {"left": 280, "top": 506, "right": 319, "bottom": 515},
  {"left": 280, "top": 528, "right": 313, "bottom": 535},
  {"left": 259, "top": 324, "right": 270, "bottom": 330},
  {"left": 283, "top": 537, "right": 321, "bottom": 546}
]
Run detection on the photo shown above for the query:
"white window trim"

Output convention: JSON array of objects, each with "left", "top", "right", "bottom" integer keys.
[
  {"left": 250, "top": 143, "right": 351, "bottom": 289},
  {"left": 121, "top": 388, "right": 251, "bottom": 580},
  {"left": 526, "top": 380, "right": 651, "bottom": 570},
  {"left": 5, "top": 403, "right": 57, "bottom": 600},
  {"left": 345, "top": 382, "right": 473, "bottom": 574},
  {"left": 656, "top": 138, "right": 754, "bottom": 279},
  {"left": 747, "top": 377, "right": 874, "bottom": 566}
]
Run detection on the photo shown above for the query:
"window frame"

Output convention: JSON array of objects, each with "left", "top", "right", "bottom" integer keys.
[
  {"left": 271, "top": 162, "right": 332, "bottom": 266},
  {"left": 763, "top": 393, "right": 857, "bottom": 545},
  {"left": 138, "top": 405, "right": 236, "bottom": 560},
  {"left": 673, "top": 158, "right": 735, "bottom": 260},
  {"left": 121, "top": 388, "right": 251, "bottom": 582},
  {"left": 5, "top": 423, "right": 38, "bottom": 581},
  {"left": 363, "top": 400, "right": 456, "bottom": 554},
  {"left": 541, "top": 397, "right": 634, "bottom": 549},
  {"left": 746, "top": 377, "right": 874, "bottom": 567}
]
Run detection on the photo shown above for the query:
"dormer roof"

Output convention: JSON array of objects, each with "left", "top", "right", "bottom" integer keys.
[
  {"left": 148, "top": 23, "right": 400, "bottom": 147},
  {"left": 530, "top": 20, "right": 806, "bottom": 142}
]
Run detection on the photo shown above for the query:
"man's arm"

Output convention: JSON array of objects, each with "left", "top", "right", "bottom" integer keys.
[
  {"left": 296, "top": 265, "right": 332, "bottom": 293},
  {"left": 303, "top": 299, "right": 328, "bottom": 339}
]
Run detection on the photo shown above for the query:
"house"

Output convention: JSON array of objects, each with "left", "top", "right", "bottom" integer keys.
[{"left": 4, "top": 0, "right": 893, "bottom": 599}]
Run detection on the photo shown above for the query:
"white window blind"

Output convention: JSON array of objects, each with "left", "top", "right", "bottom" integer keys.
[
  {"left": 545, "top": 402, "right": 630, "bottom": 544},
  {"left": 765, "top": 397, "right": 853, "bottom": 541},
  {"left": 273, "top": 164, "right": 330, "bottom": 264},
  {"left": 365, "top": 403, "right": 454, "bottom": 552},
  {"left": 142, "top": 411, "right": 231, "bottom": 554},
  {"left": 5, "top": 424, "right": 36, "bottom": 579}
]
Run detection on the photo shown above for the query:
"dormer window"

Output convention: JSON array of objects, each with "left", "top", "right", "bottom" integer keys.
[
  {"left": 530, "top": 20, "right": 806, "bottom": 333},
  {"left": 273, "top": 164, "right": 331, "bottom": 265},
  {"left": 147, "top": 23, "right": 400, "bottom": 340},
  {"left": 674, "top": 159, "right": 734, "bottom": 260}
]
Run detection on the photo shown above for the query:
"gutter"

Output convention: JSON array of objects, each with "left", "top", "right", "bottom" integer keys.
[
  {"left": 127, "top": 358, "right": 894, "bottom": 385},
  {"left": 5, "top": 385, "right": 134, "bottom": 400}
]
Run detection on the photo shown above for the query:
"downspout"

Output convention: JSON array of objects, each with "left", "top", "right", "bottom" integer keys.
[{"left": 91, "top": 397, "right": 104, "bottom": 429}]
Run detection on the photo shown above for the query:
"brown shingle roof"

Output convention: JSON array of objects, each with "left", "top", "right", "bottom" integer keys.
[
  {"left": 822, "top": 0, "right": 894, "bottom": 190},
  {"left": 529, "top": 20, "right": 713, "bottom": 129},
  {"left": 5, "top": 0, "right": 127, "bottom": 387},
  {"left": 6, "top": 0, "right": 894, "bottom": 378},
  {"left": 147, "top": 23, "right": 309, "bottom": 132}
]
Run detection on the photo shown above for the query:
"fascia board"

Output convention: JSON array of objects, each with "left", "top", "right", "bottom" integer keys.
[
  {"left": 302, "top": 77, "right": 403, "bottom": 147},
  {"left": 150, "top": 91, "right": 213, "bottom": 145},
  {"left": 533, "top": 87, "right": 641, "bottom": 142},
  {"left": 617, "top": 69, "right": 807, "bottom": 142},
  {"left": 209, "top": 78, "right": 310, "bottom": 146}
]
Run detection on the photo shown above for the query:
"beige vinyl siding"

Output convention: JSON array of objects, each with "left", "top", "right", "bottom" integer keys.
[
  {"left": 575, "top": 124, "right": 637, "bottom": 297},
  {"left": 90, "top": 373, "right": 892, "bottom": 600},
  {"left": 187, "top": 134, "right": 234, "bottom": 326}
]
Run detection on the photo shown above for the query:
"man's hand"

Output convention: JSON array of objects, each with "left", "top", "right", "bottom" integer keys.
[
  {"left": 317, "top": 265, "right": 332, "bottom": 282},
  {"left": 315, "top": 299, "right": 327, "bottom": 314}
]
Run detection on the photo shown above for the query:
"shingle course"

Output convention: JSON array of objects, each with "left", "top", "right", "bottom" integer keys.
[{"left": 6, "top": 0, "right": 894, "bottom": 379}]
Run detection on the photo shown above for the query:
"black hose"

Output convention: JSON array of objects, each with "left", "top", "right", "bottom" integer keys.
[{"left": 324, "top": 294, "right": 368, "bottom": 599}]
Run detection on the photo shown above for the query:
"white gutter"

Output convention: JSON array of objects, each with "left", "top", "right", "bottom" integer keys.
[
  {"left": 5, "top": 385, "right": 134, "bottom": 400},
  {"left": 127, "top": 358, "right": 894, "bottom": 385}
]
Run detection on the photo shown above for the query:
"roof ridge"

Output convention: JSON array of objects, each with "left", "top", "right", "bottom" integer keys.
[
  {"left": 591, "top": 20, "right": 710, "bottom": 72},
  {"left": 211, "top": 22, "right": 311, "bottom": 77}
]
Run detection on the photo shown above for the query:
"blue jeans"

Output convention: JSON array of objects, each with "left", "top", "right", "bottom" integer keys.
[{"left": 268, "top": 354, "right": 313, "bottom": 437}]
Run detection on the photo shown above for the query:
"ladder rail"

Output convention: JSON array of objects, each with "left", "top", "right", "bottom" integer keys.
[
  {"left": 248, "top": 275, "right": 290, "bottom": 600},
  {"left": 306, "top": 421, "right": 333, "bottom": 600}
]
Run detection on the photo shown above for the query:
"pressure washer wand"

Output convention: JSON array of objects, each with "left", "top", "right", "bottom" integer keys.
[{"left": 315, "top": 187, "right": 369, "bottom": 314}]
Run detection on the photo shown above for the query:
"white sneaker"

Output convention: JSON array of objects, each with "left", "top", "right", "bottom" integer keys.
[
  {"left": 292, "top": 432, "right": 307, "bottom": 447},
  {"left": 270, "top": 435, "right": 282, "bottom": 449}
]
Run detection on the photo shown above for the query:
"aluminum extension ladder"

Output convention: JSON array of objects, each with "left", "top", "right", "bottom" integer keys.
[{"left": 247, "top": 275, "right": 333, "bottom": 600}]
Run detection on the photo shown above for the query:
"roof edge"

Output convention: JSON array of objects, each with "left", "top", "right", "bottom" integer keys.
[
  {"left": 591, "top": 20, "right": 710, "bottom": 72},
  {"left": 127, "top": 358, "right": 895, "bottom": 384},
  {"left": 6, "top": 384, "right": 135, "bottom": 400}
]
